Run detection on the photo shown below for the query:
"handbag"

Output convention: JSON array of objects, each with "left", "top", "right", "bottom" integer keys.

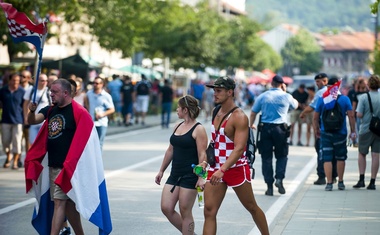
[
  {"left": 366, "top": 93, "right": 380, "bottom": 136},
  {"left": 207, "top": 106, "right": 239, "bottom": 167}
]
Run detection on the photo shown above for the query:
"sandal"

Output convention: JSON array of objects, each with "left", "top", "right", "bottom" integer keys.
[
  {"left": 3, "top": 161, "right": 10, "bottom": 168},
  {"left": 12, "top": 165, "right": 19, "bottom": 170}
]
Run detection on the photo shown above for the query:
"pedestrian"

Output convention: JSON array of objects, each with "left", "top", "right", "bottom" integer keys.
[
  {"left": 134, "top": 74, "right": 151, "bottom": 125},
  {"left": 353, "top": 74, "right": 380, "bottom": 190},
  {"left": 20, "top": 70, "right": 33, "bottom": 165},
  {"left": 300, "top": 73, "right": 337, "bottom": 185},
  {"left": 25, "top": 78, "right": 112, "bottom": 235},
  {"left": 0, "top": 73, "right": 25, "bottom": 169},
  {"left": 106, "top": 74, "right": 123, "bottom": 125},
  {"left": 86, "top": 76, "right": 115, "bottom": 150},
  {"left": 155, "top": 95, "right": 208, "bottom": 234},
  {"left": 203, "top": 85, "right": 215, "bottom": 122},
  {"left": 72, "top": 77, "right": 88, "bottom": 109},
  {"left": 250, "top": 75, "right": 298, "bottom": 196},
  {"left": 204, "top": 76, "right": 269, "bottom": 235},
  {"left": 120, "top": 75, "right": 135, "bottom": 126},
  {"left": 22, "top": 73, "right": 51, "bottom": 148},
  {"left": 305, "top": 86, "right": 316, "bottom": 147},
  {"left": 289, "top": 84, "right": 309, "bottom": 146},
  {"left": 313, "top": 77, "right": 356, "bottom": 191},
  {"left": 190, "top": 78, "right": 205, "bottom": 108},
  {"left": 159, "top": 79, "right": 174, "bottom": 128}
]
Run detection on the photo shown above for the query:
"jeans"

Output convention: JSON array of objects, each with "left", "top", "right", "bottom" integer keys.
[
  {"left": 161, "top": 102, "right": 172, "bottom": 128},
  {"left": 95, "top": 125, "right": 107, "bottom": 150}
]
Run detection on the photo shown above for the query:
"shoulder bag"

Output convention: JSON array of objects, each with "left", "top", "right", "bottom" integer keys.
[{"left": 366, "top": 93, "right": 380, "bottom": 136}]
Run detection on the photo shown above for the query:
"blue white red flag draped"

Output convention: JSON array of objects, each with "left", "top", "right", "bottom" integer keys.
[
  {"left": 322, "top": 79, "right": 342, "bottom": 110},
  {"left": 24, "top": 101, "right": 113, "bottom": 235}
]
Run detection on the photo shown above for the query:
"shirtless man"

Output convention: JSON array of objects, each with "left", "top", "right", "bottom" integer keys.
[{"left": 203, "top": 77, "right": 269, "bottom": 235}]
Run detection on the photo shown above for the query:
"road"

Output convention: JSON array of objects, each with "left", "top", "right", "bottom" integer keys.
[{"left": 0, "top": 112, "right": 380, "bottom": 235}]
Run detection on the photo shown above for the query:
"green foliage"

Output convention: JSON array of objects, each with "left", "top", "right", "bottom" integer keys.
[
  {"left": 371, "top": 0, "right": 380, "bottom": 14},
  {"left": 281, "top": 29, "right": 322, "bottom": 75},
  {"left": 248, "top": 0, "right": 374, "bottom": 32},
  {"left": 372, "top": 45, "right": 380, "bottom": 75}
]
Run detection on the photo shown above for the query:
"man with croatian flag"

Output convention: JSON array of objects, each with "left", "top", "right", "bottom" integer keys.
[
  {"left": 313, "top": 77, "right": 356, "bottom": 192},
  {"left": 25, "top": 79, "right": 112, "bottom": 235}
]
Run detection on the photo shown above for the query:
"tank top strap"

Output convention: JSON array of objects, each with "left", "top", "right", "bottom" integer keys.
[{"left": 173, "top": 121, "right": 184, "bottom": 133}]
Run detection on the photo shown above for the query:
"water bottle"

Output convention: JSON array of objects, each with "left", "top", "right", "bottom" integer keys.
[
  {"left": 191, "top": 164, "right": 208, "bottom": 179},
  {"left": 197, "top": 187, "right": 204, "bottom": 208}
]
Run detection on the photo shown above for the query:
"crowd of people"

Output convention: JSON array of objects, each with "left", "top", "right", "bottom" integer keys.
[{"left": 1, "top": 68, "right": 379, "bottom": 234}]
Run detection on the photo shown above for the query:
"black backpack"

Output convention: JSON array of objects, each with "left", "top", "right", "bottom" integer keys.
[
  {"left": 136, "top": 82, "right": 149, "bottom": 95},
  {"left": 212, "top": 105, "right": 256, "bottom": 169},
  {"left": 322, "top": 95, "right": 344, "bottom": 132}
]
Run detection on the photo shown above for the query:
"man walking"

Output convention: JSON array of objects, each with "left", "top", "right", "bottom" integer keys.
[
  {"left": 86, "top": 76, "right": 115, "bottom": 150},
  {"left": 313, "top": 77, "right": 356, "bottom": 191},
  {"left": 0, "top": 73, "right": 25, "bottom": 169},
  {"left": 204, "top": 76, "right": 269, "bottom": 235},
  {"left": 250, "top": 75, "right": 298, "bottom": 196}
]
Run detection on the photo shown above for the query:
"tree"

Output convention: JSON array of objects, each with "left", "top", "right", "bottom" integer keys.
[{"left": 281, "top": 29, "right": 322, "bottom": 75}]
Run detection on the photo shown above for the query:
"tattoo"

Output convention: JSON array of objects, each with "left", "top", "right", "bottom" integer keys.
[{"left": 187, "top": 222, "right": 194, "bottom": 234}]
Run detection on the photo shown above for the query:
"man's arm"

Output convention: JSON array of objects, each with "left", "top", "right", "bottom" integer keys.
[
  {"left": 250, "top": 111, "right": 257, "bottom": 129},
  {"left": 347, "top": 110, "right": 356, "bottom": 138},
  {"left": 312, "top": 111, "right": 321, "bottom": 139},
  {"left": 300, "top": 105, "right": 314, "bottom": 119},
  {"left": 27, "top": 102, "right": 45, "bottom": 125}
]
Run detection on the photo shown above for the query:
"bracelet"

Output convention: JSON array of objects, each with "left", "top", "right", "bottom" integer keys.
[{"left": 220, "top": 168, "right": 226, "bottom": 174}]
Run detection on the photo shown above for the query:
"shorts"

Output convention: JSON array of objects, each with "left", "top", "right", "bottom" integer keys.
[
  {"left": 321, "top": 132, "right": 347, "bottom": 162},
  {"left": 305, "top": 112, "right": 313, "bottom": 125},
  {"left": 207, "top": 164, "right": 251, "bottom": 187},
  {"left": 122, "top": 102, "right": 133, "bottom": 115},
  {"left": 49, "top": 167, "right": 69, "bottom": 200},
  {"left": 358, "top": 131, "right": 380, "bottom": 155},
  {"left": 166, "top": 174, "right": 198, "bottom": 190},
  {"left": 290, "top": 110, "right": 302, "bottom": 124},
  {"left": 1, "top": 123, "right": 23, "bottom": 154},
  {"left": 135, "top": 95, "right": 149, "bottom": 113}
]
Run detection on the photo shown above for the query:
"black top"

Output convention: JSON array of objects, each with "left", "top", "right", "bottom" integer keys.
[
  {"left": 160, "top": 85, "right": 173, "bottom": 103},
  {"left": 120, "top": 82, "right": 134, "bottom": 104},
  {"left": 292, "top": 89, "right": 309, "bottom": 110},
  {"left": 169, "top": 122, "right": 200, "bottom": 177},
  {"left": 40, "top": 104, "right": 76, "bottom": 168}
]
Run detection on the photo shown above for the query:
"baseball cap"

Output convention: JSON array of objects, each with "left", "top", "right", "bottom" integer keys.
[
  {"left": 206, "top": 76, "right": 236, "bottom": 90},
  {"left": 314, "top": 73, "right": 328, "bottom": 80},
  {"left": 327, "top": 77, "right": 339, "bottom": 85},
  {"left": 272, "top": 75, "right": 284, "bottom": 83}
]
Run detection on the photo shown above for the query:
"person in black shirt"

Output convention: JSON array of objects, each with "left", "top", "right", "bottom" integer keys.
[
  {"left": 289, "top": 84, "right": 309, "bottom": 146},
  {"left": 27, "top": 79, "right": 85, "bottom": 235},
  {"left": 120, "top": 75, "right": 135, "bottom": 126},
  {"left": 160, "top": 79, "right": 174, "bottom": 128}
]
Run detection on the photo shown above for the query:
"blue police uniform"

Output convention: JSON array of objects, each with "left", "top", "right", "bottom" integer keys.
[{"left": 252, "top": 87, "right": 298, "bottom": 192}]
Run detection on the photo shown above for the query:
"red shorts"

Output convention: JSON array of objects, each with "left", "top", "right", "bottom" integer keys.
[{"left": 207, "top": 164, "right": 251, "bottom": 187}]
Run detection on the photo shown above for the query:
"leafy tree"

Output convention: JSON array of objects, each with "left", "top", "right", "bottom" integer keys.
[{"left": 281, "top": 29, "right": 322, "bottom": 75}]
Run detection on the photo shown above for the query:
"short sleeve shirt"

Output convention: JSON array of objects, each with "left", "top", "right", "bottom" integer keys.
[
  {"left": 39, "top": 104, "right": 76, "bottom": 168},
  {"left": 356, "top": 91, "right": 380, "bottom": 134}
]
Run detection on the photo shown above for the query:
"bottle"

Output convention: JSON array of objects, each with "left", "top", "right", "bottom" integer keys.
[
  {"left": 191, "top": 164, "right": 208, "bottom": 179},
  {"left": 197, "top": 186, "right": 204, "bottom": 208}
]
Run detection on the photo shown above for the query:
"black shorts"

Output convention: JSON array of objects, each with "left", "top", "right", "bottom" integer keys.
[{"left": 166, "top": 174, "right": 198, "bottom": 190}]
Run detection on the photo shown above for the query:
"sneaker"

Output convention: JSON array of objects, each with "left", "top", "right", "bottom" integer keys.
[
  {"left": 314, "top": 177, "right": 326, "bottom": 185},
  {"left": 297, "top": 142, "right": 303, "bottom": 146},
  {"left": 338, "top": 181, "right": 345, "bottom": 190},
  {"left": 275, "top": 179, "right": 286, "bottom": 194},
  {"left": 353, "top": 180, "right": 365, "bottom": 188},
  {"left": 289, "top": 141, "right": 293, "bottom": 145},
  {"left": 59, "top": 227, "right": 71, "bottom": 235},
  {"left": 367, "top": 184, "right": 376, "bottom": 190},
  {"left": 325, "top": 183, "right": 333, "bottom": 191},
  {"left": 333, "top": 178, "right": 337, "bottom": 184}
]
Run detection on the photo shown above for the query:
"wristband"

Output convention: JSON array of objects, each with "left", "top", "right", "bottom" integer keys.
[{"left": 220, "top": 168, "right": 226, "bottom": 174}]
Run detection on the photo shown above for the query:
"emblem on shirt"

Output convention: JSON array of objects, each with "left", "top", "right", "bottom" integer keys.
[{"left": 48, "top": 114, "right": 65, "bottom": 139}]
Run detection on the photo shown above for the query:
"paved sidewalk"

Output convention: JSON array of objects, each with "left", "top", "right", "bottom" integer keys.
[{"left": 271, "top": 146, "right": 380, "bottom": 235}]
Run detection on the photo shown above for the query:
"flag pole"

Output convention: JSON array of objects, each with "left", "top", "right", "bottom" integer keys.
[{"left": 32, "top": 19, "right": 47, "bottom": 103}]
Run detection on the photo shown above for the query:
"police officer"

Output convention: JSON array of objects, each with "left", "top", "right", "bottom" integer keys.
[{"left": 250, "top": 75, "right": 298, "bottom": 196}]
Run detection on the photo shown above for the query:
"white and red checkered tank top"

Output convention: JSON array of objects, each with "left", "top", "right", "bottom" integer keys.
[{"left": 209, "top": 113, "right": 247, "bottom": 171}]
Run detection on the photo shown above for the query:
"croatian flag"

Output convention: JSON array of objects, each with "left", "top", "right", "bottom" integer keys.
[
  {"left": 0, "top": 2, "right": 47, "bottom": 58},
  {"left": 322, "top": 79, "right": 342, "bottom": 110},
  {"left": 25, "top": 101, "right": 113, "bottom": 235}
]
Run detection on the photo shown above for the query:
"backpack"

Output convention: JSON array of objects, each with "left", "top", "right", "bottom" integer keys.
[
  {"left": 136, "top": 82, "right": 149, "bottom": 95},
  {"left": 212, "top": 105, "right": 256, "bottom": 169},
  {"left": 322, "top": 95, "right": 344, "bottom": 132}
]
